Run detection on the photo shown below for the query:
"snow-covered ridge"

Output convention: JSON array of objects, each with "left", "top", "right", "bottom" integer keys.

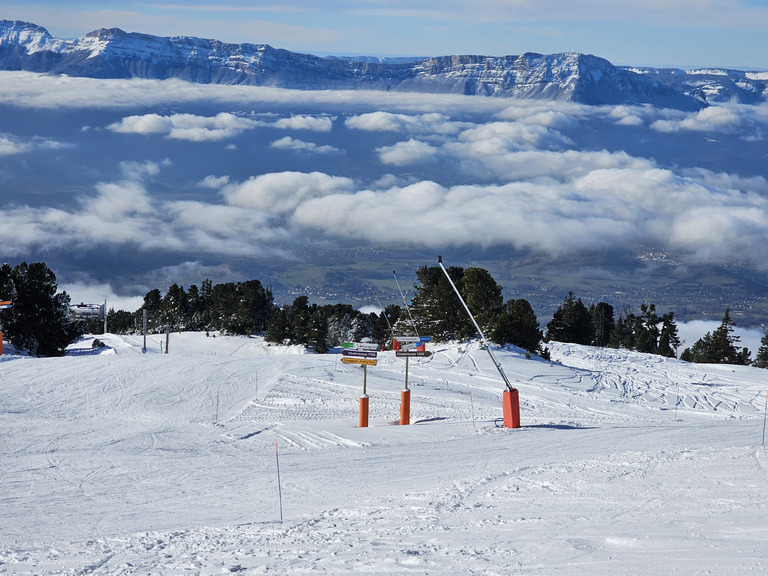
[{"left": 3, "top": 19, "right": 749, "bottom": 109}]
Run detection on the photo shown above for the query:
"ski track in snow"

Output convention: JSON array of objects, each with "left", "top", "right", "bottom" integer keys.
[{"left": 1, "top": 335, "right": 768, "bottom": 574}]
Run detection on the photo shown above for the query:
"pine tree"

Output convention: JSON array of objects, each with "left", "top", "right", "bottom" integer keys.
[
  {"left": 756, "top": 331, "right": 768, "bottom": 368},
  {"left": 491, "top": 298, "right": 542, "bottom": 354},
  {"left": 409, "top": 265, "right": 467, "bottom": 341},
  {"left": 707, "top": 308, "right": 741, "bottom": 364},
  {"left": 372, "top": 304, "right": 400, "bottom": 347},
  {"left": 290, "top": 296, "right": 311, "bottom": 345},
  {"left": 0, "top": 262, "right": 83, "bottom": 356},
  {"left": 265, "top": 308, "right": 292, "bottom": 344},
  {"left": 590, "top": 302, "right": 615, "bottom": 347},
  {"left": 545, "top": 291, "right": 592, "bottom": 345},
  {"left": 634, "top": 303, "right": 660, "bottom": 354},
  {"left": 460, "top": 267, "right": 503, "bottom": 338},
  {"left": 658, "top": 311, "right": 681, "bottom": 358},
  {"left": 307, "top": 310, "right": 329, "bottom": 353},
  {"left": 681, "top": 309, "right": 749, "bottom": 365}
]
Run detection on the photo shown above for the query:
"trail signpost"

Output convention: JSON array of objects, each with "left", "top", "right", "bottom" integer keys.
[
  {"left": 393, "top": 335, "right": 432, "bottom": 425},
  {"left": 343, "top": 342, "right": 378, "bottom": 427}
]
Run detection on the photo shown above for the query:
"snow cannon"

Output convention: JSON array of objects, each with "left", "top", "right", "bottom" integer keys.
[{"left": 437, "top": 256, "right": 521, "bottom": 429}]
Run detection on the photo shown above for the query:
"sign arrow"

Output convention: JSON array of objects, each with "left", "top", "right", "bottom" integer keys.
[
  {"left": 395, "top": 350, "right": 432, "bottom": 358},
  {"left": 342, "top": 350, "right": 378, "bottom": 359},
  {"left": 341, "top": 357, "right": 378, "bottom": 366}
]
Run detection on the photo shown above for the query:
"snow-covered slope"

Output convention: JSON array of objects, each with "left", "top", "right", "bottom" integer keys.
[
  {"left": 2, "top": 333, "right": 767, "bottom": 574},
  {"left": 0, "top": 19, "right": 718, "bottom": 110}
]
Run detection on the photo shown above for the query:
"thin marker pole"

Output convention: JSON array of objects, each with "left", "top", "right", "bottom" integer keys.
[
  {"left": 762, "top": 392, "right": 767, "bottom": 447},
  {"left": 215, "top": 384, "right": 220, "bottom": 424},
  {"left": 275, "top": 439, "right": 284, "bottom": 522},
  {"left": 470, "top": 391, "right": 476, "bottom": 429},
  {"left": 393, "top": 270, "right": 420, "bottom": 336},
  {"left": 375, "top": 292, "right": 395, "bottom": 339}
]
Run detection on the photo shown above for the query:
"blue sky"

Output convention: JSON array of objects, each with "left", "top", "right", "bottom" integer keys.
[{"left": 1, "top": 0, "right": 766, "bottom": 69}]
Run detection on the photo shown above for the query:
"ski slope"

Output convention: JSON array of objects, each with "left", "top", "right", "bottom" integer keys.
[{"left": 1, "top": 333, "right": 767, "bottom": 574}]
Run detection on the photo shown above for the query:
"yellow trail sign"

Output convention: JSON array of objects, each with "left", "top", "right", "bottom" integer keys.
[{"left": 341, "top": 357, "right": 378, "bottom": 366}]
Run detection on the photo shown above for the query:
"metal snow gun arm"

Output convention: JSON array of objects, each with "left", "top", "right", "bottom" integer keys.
[{"left": 437, "top": 256, "right": 520, "bottom": 428}]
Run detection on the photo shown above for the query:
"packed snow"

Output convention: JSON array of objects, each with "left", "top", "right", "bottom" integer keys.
[{"left": 2, "top": 332, "right": 768, "bottom": 574}]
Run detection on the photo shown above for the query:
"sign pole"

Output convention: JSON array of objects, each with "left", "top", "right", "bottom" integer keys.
[
  {"left": 400, "top": 356, "right": 411, "bottom": 425},
  {"left": 405, "top": 355, "right": 409, "bottom": 391},
  {"left": 360, "top": 365, "right": 369, "bottom": 428},
  {"left": 274, "top": 439, "right": 284, "bottom": 522}
]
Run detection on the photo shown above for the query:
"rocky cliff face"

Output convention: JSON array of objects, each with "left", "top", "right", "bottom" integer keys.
[{"left": 2, "top": 19, "right": 764, "bottom": 110}]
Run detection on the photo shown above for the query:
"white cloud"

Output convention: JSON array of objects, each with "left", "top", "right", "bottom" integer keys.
[
  {"left": 270, "top": 136, "right": 342, "bottom": 154},
  {"left": 0, "top": 134, "right": 31, "bottom": 156},
  {"left": 108, "top": 113, "right": 173, "bottom": 135},
  {"left": 273, "top": 115, "right": 334, "bottom": 132},
  {"left": 108, "top": 112, "right": 258, "bottom": 141},
  {"left": 652, "top": 105, "right": 743, "bottom": 133},
  {"left": 283, "top": 160, "right": 768, "bottom": 268},
  {"left": 376, "top": 139, "right": 437, "bottom": 165},
  {"left": 198, "top": 175, "right": 231, "bottom": 189},
  {"left": 0, "top": 162, "right": 298, "bottom": 261},
  {"left": 222, "top": 171, "right": 355, "bottom": 213},
  {"left": 345, "top": 111, "right": 466, "bottom": 135},
  {"left": 61, "top": 281, "right": 145, "bottom": 314},
  {"left": 0, "top": 133, "right": 70, "bottom": 156}
]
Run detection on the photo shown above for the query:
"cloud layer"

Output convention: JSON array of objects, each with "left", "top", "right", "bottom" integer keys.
[{"left": 2, "top": 71, "right": 768, "bottom": 303}]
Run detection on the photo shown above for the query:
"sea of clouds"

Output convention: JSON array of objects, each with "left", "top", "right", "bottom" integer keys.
[{"left": 0, "top": 71, "right": 767, "bottom": 323}]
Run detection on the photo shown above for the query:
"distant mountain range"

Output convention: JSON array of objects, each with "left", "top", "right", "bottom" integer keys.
[{"left": 1, "top": 19, "right": 766, "bottom": 111}]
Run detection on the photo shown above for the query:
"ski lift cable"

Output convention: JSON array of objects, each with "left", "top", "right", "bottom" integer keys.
[
  {"left": 392, "top": 270, "right": 420, "bottom": 337},
  {"left": 374, "top": 292, "right": 395, "bottom": 339}
]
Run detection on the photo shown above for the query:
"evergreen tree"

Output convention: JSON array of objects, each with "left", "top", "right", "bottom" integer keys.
[
  {"left": 0, "top": 262, "right": 82, "bottom": 356},
  {"left": 409, "top": 265, "right": 467, "bottom": 341},
  {"left": 681, "top": 309, "right": 750, "bottom": 365},
  {"left": 235, "top": 280, "right": 274, "bottom": 334},
  {"left": 159, "top": 283, "right": 189, "bottom": 330},
  {"left": 372, "top": 304, "right": 401, "bottom": 347},
  {"left": 590, "top": 302, "right": 615, "bottom": 347},
  {"left": 657, "top": 311, "right": 681, "bottom": 358},
  {"left": 491, "top": 298, "right": 542, "bottom": 355},
  {"left": 545, "top": 291, "right": 592, "bottom": 345},
  {"left": 105, "top": 309, "right": 137, "bottom": 334},
  {"left": 756, "top": 331, "right": 768, "bottom": 368},
  {"left": 265, "top": 308, "right": 292, "bottom": 344},
  {"left": 290, "top": 296, "right": 311, "bottom": 345},
  {"left": 324, "top": 303, "right": 373, "bottom": 347},
  {"left": 634, "top": 303, "right": 660, "bottom": 354},
  {"left": 608, "top": 312, "right": 636, "bottom": 349},
  {"left": 460, "top": 267, "right": 504, "bottom": 339},
  {"left": 307, "top": 309, "right": 329, "bottom": 353},
  {"left": 141, "top": 288, "right": 162, "bottom": 333},
  {"left": 708, "top": 308, "right": 741, "bottom": 364}
]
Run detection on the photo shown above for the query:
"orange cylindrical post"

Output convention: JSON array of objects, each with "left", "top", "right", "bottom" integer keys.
[
  {"left": 400, "top": 388, "right": 411, "bottom": 425},
  {"left": 503, "top": 388, "right": 521, "bottom": 429},
  {"left": 359, "top": 395, "right": 369, "bottom": 428}
]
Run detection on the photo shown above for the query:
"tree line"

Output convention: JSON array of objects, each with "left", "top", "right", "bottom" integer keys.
[{"left": 2, "top": 260, "right": 767, "bottom": 367}]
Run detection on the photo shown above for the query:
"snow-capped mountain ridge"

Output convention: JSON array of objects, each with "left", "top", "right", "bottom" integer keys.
[{"left": 0, "top": 19, "right": 765, "bottom": 108}]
